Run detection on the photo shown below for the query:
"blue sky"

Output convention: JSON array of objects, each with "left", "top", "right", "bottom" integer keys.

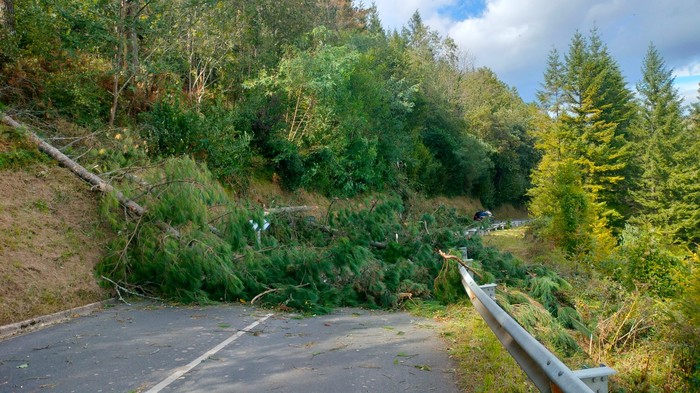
[{"left": 371, "top": 0, "right": 700, "bottom": 106}]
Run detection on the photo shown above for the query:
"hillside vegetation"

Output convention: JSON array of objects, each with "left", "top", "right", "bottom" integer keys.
[{"left": 1, "top": 1, "right": 699, "bottom": 391}]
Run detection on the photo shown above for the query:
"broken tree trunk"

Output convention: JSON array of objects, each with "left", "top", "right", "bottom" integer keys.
[
  {"left": 1, "top": 114, "right": 180, "bottom": 236},
  {"left": 264, "top": 205, "right": 317, "bottom": 215}
]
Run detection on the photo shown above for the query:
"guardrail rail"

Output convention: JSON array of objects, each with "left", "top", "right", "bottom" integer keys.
[
  {"left": 457, "top": 247, "right": 615, "bottom": 393},
  {"left": 464, "top": 219, "right": 531, "bottom": 238}
]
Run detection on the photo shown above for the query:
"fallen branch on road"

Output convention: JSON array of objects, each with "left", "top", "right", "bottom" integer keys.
[
  {"left": 100, "top": 275, "right": 162, "bottom": 304},
  {"left": 250, "top": 284, "right": 309, "bottom": 304}
]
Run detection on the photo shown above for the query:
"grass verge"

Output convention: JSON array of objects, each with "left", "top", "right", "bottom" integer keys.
[{"left": 407, "top": 300, "right": 536, "bottom": 392}]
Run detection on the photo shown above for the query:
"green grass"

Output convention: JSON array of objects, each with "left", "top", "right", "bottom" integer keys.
[
  {"left": 481, "top": 226, "right": 531, "bottom": 261},
  {"left": 407, "top": 300, "right": 535, "bottom": 392},
  {"left": 0, "top": 126, "right": 49, "bottom": 170}
]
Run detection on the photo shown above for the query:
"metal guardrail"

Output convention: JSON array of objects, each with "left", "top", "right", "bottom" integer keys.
[
  {"left": 457, "top": 247, "right": 616, "bottom": 393},
  {"left": 464, "top": 219, "right": 531, "bottom": 237}
]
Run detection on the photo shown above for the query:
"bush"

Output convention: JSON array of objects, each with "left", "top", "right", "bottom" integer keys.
[
  {"left": 617, "top": 223, "right": 683, "bottom": 297},
  {"left": 141, "top": 101, "right": 252, "bottom": 188},
  {"left": 141, "top": 100, "right": 202, "bottom": 157}
]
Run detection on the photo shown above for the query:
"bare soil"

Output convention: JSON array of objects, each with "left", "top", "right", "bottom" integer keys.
[{"left": 0, "top": 165, "right": 111, "bottom": 325}]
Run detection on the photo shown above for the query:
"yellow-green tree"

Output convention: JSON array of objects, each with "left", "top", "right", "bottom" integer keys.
[{"left": 530, "top": 30, "right": 631, "bottom": 255}]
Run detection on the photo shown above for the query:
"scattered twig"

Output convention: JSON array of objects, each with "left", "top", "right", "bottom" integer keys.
[
  {"left": 70, "top": 147, "right": 92, "bottom": 163},
  {"left": 55, "top": 129, "right": 102, "bottom": 150},
  {"left": 100, "top": 275, "right": 162, "bottom": 304},
  {"left": 368, "top": 199, "right": 378, "bottom": 214}
]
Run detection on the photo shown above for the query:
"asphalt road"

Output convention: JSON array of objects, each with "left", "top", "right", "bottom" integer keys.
[{"left": 0, "top": 302, "right": 461, "bottom": 393}]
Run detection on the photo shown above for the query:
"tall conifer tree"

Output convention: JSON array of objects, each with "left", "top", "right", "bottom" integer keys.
[
  {"left": 537, "top": 48, "right": 565, "bottom": 119},
  {"left": 530, "top": 30, "right": 633, "bottom": 254},
  {"left": 630, "top": 43, "right": 684, "bottom": 230},
  {"left": 668, "top": 84, "right": 700, "bottom": 244},
  {"left": 560, "top": 30, "right": 632, "bottom": 227}
]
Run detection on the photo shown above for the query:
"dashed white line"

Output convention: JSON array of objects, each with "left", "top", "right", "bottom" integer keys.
[{"left": 144, "top": 313, "right": 273, "bottom": 393}]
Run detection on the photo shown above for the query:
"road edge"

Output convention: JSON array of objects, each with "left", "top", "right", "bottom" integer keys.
[{"left": 0, "top": 299, "right": 116, "bottom": 342}]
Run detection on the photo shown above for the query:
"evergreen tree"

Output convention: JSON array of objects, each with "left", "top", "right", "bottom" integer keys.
[
  {"left": 560, "top": 30, "right": 632, "bottom": 227},
  {"left": 365, "top": 4, "right": 384, "bottom": 37},
  {"left": 530, "top": 30, "right": 633, "bottom": 256},
  {"left": 630, "top": 43, "right": 685, "bottom": 232},
  {"left": 537, "top": 48, "right": 565, "bottom": 119},
  {"left": 668, "top": 84, "right": 700, "bottom": 245}
]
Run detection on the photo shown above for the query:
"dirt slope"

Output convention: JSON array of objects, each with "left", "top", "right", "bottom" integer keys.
[{"left": 0, "top": 165, "right": 110, "bottom": 325}]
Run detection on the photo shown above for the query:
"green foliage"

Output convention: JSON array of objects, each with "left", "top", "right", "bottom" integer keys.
[
  {"left": 508, "top": 301, "right": 581, "bottom": 356},
  {"left": 141, "top": 100, "right": 202, "bottom": 157},
  {"left": 530, "top": 29, "right": 633, "bottom": 247},
  {"left": 616, "top": 223, "right": 684, "bottom": 297},
  {"left": 548, "top": 161, "right": 594, "bottom": 254},
  {"left": 1, "top": 0, "right": 537, "bottom": 206},
  {"left": 43, "top": 58, "right": 112, "bottom": 126},
  {"left": 96, "top": 161, "right": 562, "bottom": 317},
  {"left": 628, "top": 43, "right": 690, "bottom": 244},
  {"left": 459, "top": 68, "right": 540, "bottom": 206},
  {"left": 433, "top": 261, "right": 465, "bottom": 304},
  {"left": 98, "top": 157, "right": 255, "bottom": 302},
  {"left": 677, "top": 252, "right": 700, "bottom": 390},
  {"left": 140, "top": 100, "right": 252, "bottom": 188}
]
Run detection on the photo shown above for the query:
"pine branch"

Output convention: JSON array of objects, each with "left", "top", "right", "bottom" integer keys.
[{"left": 437, "top": 249, "right": 483, "bottom": 279}]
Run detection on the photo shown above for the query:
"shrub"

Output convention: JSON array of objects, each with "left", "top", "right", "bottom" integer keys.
[{"left": 617, "top": 223, "right": 683, "bottom": 297}]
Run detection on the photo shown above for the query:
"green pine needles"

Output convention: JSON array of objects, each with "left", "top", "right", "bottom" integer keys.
[{"left": 96, "top": 156, "right": 580, "bottom": 355}]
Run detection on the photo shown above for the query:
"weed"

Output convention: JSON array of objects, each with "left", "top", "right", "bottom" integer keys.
[{"left": 31, "top": 199, "right": 49, "bottom": 213}]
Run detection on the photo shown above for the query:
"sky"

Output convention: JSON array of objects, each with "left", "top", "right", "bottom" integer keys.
[{"left": 370, "top": 0, "right": 700, "bottom": 106}]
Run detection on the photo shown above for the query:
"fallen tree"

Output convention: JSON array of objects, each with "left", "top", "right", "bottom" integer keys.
[{"left": 1, "top": 114, "right": 145, "bottom": 217}]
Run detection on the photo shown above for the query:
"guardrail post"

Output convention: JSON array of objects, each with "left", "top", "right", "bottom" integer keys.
[
  {"left": 479, "top": 283, "right": 497, "bottom": 300},
  {"left": 459, "top": 247, "right": 472, "bottom": 261},
  {"left": 573, "top": 367, "right": 616, "bottom": 393},
  {"left": 460, "top": 247, "right": 497, "bottom": 300}
]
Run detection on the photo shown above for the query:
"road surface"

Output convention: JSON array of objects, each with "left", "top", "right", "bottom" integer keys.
[{"left": 0, "top": 301, "right": 461, "bottom": 393}]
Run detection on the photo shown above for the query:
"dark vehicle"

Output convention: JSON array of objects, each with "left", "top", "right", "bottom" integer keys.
[{"left": 473, "top": 210, "right": 492, "bottom": 221}]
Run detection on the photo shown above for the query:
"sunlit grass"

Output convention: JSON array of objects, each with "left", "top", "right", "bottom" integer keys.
[{"left": 481, "top": 226, "right": 531, "bottom": 262}]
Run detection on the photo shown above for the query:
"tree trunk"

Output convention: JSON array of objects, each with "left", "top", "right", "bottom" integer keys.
[
  {"left": 2, "top": 115, "right": 144, "bottom": 215},
  {"left": 109, "top": 0, "right": 127, "bottom": 127},
  {"left": 128, "top": 0, "right": 139, "bottom": 74},
  {"left": 1, "top": 114, "right": 180, "bottom": 237},
  {"left": 0, "top": 0, "right": 15, "bottom": 34}
]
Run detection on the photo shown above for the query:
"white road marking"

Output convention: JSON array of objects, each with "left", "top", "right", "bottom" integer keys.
[{"left": 144, "top": 313, "right": 273, "bottom": 393}]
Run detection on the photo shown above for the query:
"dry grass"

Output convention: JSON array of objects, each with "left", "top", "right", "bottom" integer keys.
[
  {"left": 0, "top": 165, "right": 110, "bottom": 325},
  {"left": 409, "top": 194, "right": 483, "bottom": 217}
]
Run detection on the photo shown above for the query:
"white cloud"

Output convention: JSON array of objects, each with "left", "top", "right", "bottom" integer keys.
[
  {"left": 675, "top": 76, "right": 700, "bottom": 106},
  {"left": 675, "top": 61, "right": 700, "bottom": 78},
  {"left": 371, "top": 0, "right": 454, "bottom": 33},
  {"left": 370, "top": 0, "right": 700, "bottom": 103}
]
